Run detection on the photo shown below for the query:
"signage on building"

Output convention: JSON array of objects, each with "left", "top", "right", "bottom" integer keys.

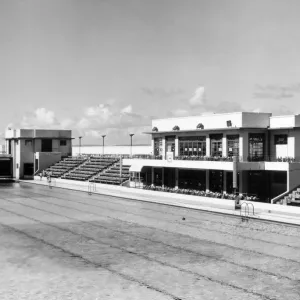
[{"left": 166, "top": 152, "right": 173, "bottom": 163}]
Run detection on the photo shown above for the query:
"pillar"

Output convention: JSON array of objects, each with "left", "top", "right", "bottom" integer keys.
[
  {"left": 151, "top": 167, "right": 154, "bottom": 186},
  {"left": 239, "top": 132, "right": 248, "bottom": 162},
  {"left": 162, "top": 137, "right": 166, "bottom": 160},
  {"left": 162, "top": 167, "right": 164, "bottom": 187},
  {"left": 223, "top": 171, "right": 227, "bottom": 194},
  {"left": 222, "top": 136, "right": 227, "bottom": 157},
  {"left": 206, "top": 136, "right": 210, "bottom": 157},
  {"left": 151, "top": 136, "right": 154, "bottom": 156},
  {"left": 206, "top": 170, "right": 210, "bottom": 192},
  {"left": 175, "top": 136, "right": 179, "bottom": 157},
  {"left": 175, "top": 168, "right": 179, "bottom": 189}
]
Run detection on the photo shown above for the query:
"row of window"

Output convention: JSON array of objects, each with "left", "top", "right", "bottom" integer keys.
[
  {"left": 24, "top": 139, "right": 68, "bottom": 147},
  {"left": 154, "top": 134, "right": 288, "bottom": 159}
]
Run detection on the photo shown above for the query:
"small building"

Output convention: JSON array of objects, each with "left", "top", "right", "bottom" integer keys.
[
  {"left": 124, "top": 112, "right": 300, "bottom": 202},
  {"left": 5, "top": 129, "right": 72, "bottom": 179}
]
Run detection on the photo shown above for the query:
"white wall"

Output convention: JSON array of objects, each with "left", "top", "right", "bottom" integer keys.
[
  {"left": 242, "top": 112, "right": 271, "bottom": 128},
  {"left": 270, "top": 115, "right": 297, "bottom": 128},
  {"left": 124, "top": 158, "right": 234, "bottom": 171},
  {"left": 152, "top": 112, "right": 271, "bottom": 132},
  {"left": 36, "top": 152, "right": 62, "bottom": 172},
  {"left": 152, "top": 112, "right": 244, "bottom": 131}
]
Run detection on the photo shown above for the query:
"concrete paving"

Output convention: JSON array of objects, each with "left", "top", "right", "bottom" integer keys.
[
  {"left": 1, "top": 181, "right": 300, "bottom": 300},
  {"left": 20, "top": 177, "right": 300, "bottom": 226}
]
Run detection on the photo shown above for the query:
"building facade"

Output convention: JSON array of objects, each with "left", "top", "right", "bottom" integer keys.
[
  {"left": 124, "top": 112, "right": 300, "bottom": 202},
  {"left": 5, "top": 129, "right": 72, "bottom": 179}
]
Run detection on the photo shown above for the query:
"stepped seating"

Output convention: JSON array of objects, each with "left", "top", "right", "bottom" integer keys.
[
  {"left": 281, "top": 188, "right": 300, "bottom": 206},
  {"left": 44, "top": 157, "right": 87, "bottom": 178},
  {"left": 91, "top": 162, "right": 130, "bottom": 185},
  {"left": 62, "top": 156, "right": 118, "bottom": 181}
]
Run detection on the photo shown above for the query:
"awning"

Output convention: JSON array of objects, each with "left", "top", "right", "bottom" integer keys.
[{"left": 129, "top": 164, "right": 144, "bottom": 173}]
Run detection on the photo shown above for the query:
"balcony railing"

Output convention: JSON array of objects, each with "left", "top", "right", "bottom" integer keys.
[{"left": 245, "top": 156, "right": 300, "bottom": 163}]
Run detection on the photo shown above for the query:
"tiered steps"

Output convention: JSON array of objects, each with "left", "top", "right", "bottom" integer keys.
[
  {"left": 91, "top": 161, "right": 130, "bottom": 185},
  {"left": 282, "top": 188, "right": 300, "bottom": 206},
  {"left": 62, "top": 156, "right": 118, "bottom": 181},
  {"left": 44, "top": 156, "right": 87, "bottom": 178}
]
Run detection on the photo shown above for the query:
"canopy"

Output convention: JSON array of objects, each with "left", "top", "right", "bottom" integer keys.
[{"left": 129, "top": 164, "right": 144, "bottom": 173}]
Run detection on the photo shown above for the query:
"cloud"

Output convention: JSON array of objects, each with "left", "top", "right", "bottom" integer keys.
[
  {"left": 188, "top": 86, "right": 206, "bottom": 107},
  {"left": 253, "top": 83, "right": 300, "bottom": 99},
  {"left": 22, "top": 108, "right": 59, "bottom": 128},
  {"left": 142, "top": 87, "right": 184, "bottom": 98},
  {"left": 121, "top": 105, "right": 132, "bottom": 114},
  {"left": 169, "top": 109, "right": 190, "bottom": 117}
]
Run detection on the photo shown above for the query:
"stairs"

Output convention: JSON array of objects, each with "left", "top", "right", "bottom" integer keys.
[{"left": 274, "top": 186, "right": 300, "bottom": 206}]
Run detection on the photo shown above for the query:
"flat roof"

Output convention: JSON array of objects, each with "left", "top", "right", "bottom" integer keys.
[{"left": 144, "top": 126, "right": 300, "bottom": 134}]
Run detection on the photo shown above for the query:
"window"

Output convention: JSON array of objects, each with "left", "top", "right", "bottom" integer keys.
[
  {"left": 210, "top": 134, "right": 223, "bottom": 157},
  {"left": 249, "top": 133, "right": 265, "bottom": 161},
  {"left": 60, "top": 140, "right": 67, "bottom": 146},
  {"left": 227, "top": 135, "right": 239, "bottom": 157},
  {"left": 154, "top": 138, "right": 162, "bottom": 156},
  {"left": 25, "top": 140, "right": 32, "bottom": 146},
  {"left": 179, "top": 136, "right": 206, "bottom": 156},
  {"left": 165, "top": 136, "right": 175, "bottom": 153},
  {"left": 41, "top": 139, "right": 52, "bottom": 152},
  {"left": 274, "top": 135, "right": 287, "bottom": 145}
]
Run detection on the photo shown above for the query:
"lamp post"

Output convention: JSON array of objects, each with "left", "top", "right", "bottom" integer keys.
[
  {"left": 78, "top": 136, "right": 82, "bottom": 156},
  {"left": 102, "top": 135, "right": 106, "bottom": 155},
  {"left": 129, "top": 133, "right": 134, "bottom": 157}
]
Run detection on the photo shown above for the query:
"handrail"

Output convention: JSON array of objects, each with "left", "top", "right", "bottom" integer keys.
[
  {"left": 271, "top": 184, "right": 300, "bottom": 204},
  {"left": 240, "top": 201, "right": 255, "bottom": 221}
]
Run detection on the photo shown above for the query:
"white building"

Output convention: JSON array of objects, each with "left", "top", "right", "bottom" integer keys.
[
  {"left": 124, "top": 112, "right": 300, "bottom": 202},
  {"left": 5, "top": 129, "right": 72, "bottom": 179}
]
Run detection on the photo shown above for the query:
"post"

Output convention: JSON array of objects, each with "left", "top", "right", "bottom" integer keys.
[
  {"left": 79, "top": 136, "right": 82, "bottom": 156},
  {"left": 129, "top": 134, "right": 134, "bottom": 157},
  {"left": 233, "top": 156, "right": 238, "bottom": 194},
  {"left": 102, "top": 135, "right": 106, "bottom": 155},
  {"left": 119, "top": 154, "right": 122, "bottom": 185}
]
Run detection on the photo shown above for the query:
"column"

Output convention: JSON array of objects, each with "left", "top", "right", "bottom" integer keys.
[
  {"left": 162, "top": 167, "right": 164, "bottom": 187},
  {"left": 206, "top": 170, "right": 210, "bottom": 192},
  {"left": 151, "top": 167, "right": 154, "bottom": 186},
  {"left": 222, "top": 136, "right": 227, "bottom": 157},
  {"left": 151, "top": 136, "right": 154, "bottom": 156},
  {"left": 223, "top": 171, "right": 227, "bottom": 194},
  {"left": 175, "top": 136, "right": 179, "bottom": 157},
  {"left": 162, "top": 137, "right": 166, "bottom": 160},
  {"left": 206, "top": 135, "right": 210, "bottom": 157},
  {"left": 175, "top": 168, "right": 179, "bottom": 189},
  {"left": 239, "top": 132, "right": 248, "bottom": 162}
]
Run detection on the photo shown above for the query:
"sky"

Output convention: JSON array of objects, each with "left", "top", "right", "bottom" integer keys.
[{"left": 1, "top": 0, "right": 300, "bottom": 146}]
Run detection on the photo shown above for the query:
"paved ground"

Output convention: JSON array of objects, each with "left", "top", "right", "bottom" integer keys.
[{"left": 0, "top": 182, "right": 300, "bottom": 300}]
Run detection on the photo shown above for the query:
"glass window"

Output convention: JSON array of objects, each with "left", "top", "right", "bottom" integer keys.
[
  {"left": 227, "top": 135, "right": 239, "bottom": 157},
  {"left": 179, "top": 136, "right": 206, "bottom": 156},
  {"left": 154, "top": 138, "right": 162, "bottom": 156},
  {"left": 249, "top": 133, "right": 265, "bottom": 161},
  {"left": 274, "top": 135, "right": 287, "bottom": 145},
  {"left": 60, "top": 140, "right": 67, "bottom": 146},
  {"left": 25, "top": 140, "right": 32, "bottom": 146},
  {"left": 210, "top": 134, "right": 223, "bottom": 157}
]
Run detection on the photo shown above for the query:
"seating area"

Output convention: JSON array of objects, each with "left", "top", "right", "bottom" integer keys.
[
  {"left": 91, "top": 162, "right": 130, "bottom": 185},
  {"left": 62, "top": 156, "right": 119, "bottom": 181},
  {"left": 44, "top": 156, "right": 87, "bottom": 178},
  {"left": 278, "top": 187, "right": 300, "bottom": 206}
]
